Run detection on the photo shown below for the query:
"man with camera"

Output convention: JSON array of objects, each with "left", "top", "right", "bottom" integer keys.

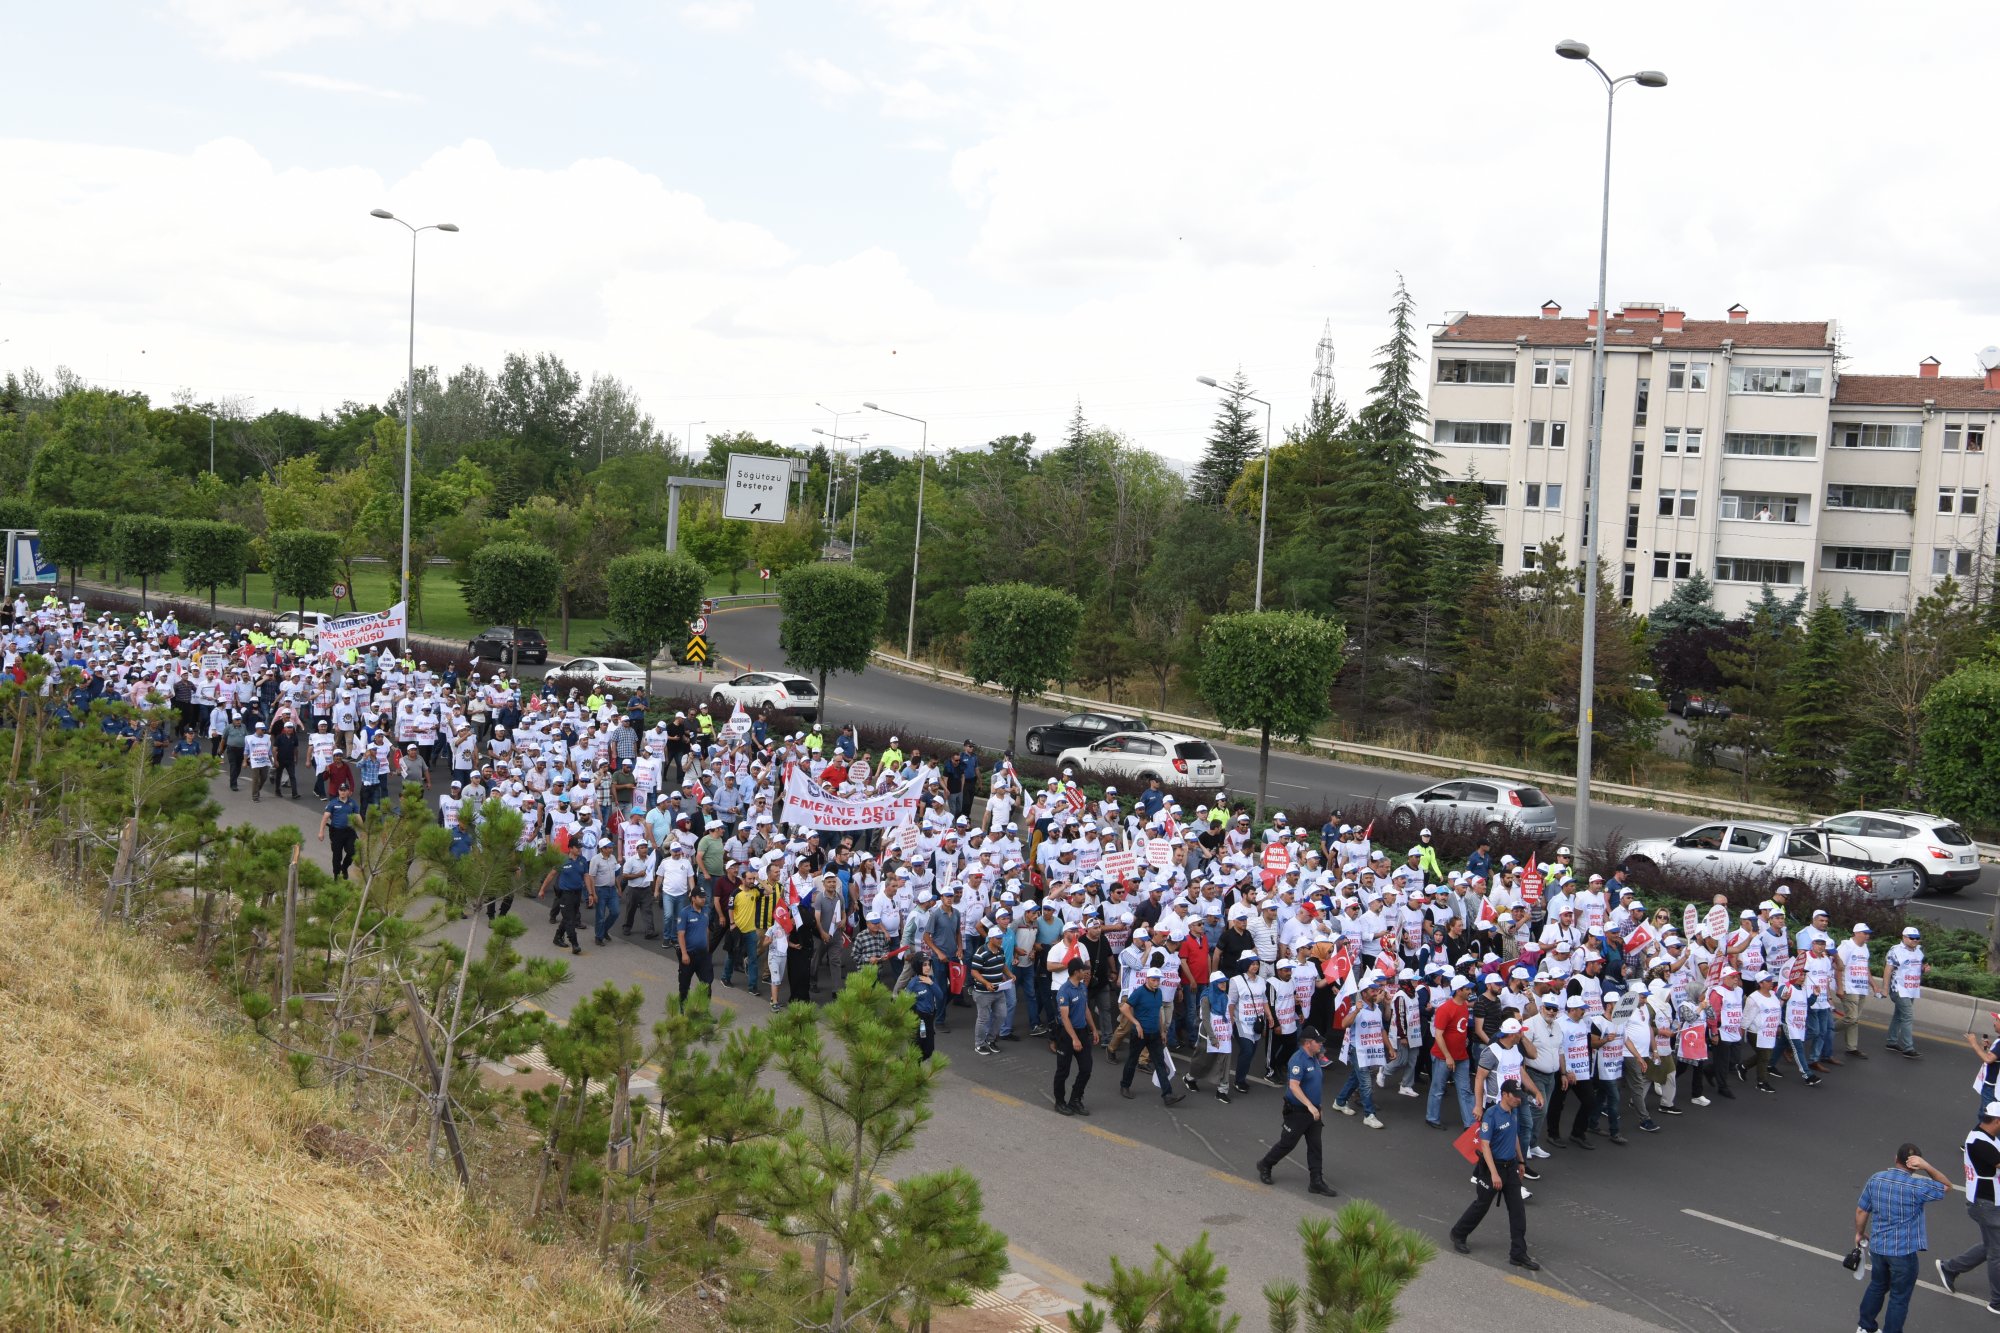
[{"left": 1853, "top": 1141, "right": 1954, "bottom": 1333}]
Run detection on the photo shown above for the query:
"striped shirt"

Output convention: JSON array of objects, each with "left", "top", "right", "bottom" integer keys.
[{"left": 969, "top": 945, "right": 1010, "bottom": 991}]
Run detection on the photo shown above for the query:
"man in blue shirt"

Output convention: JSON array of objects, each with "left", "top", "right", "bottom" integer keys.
[
  {"left": 540, "top": 849, "right": 591, "bottom": 955},
  {"left": 1255, "top": 1028, "right": 1334, "bottom": 1196},
  {"left": 1854, "top": 1142, "right": 1954, "bottom": 1333},
  {"left": 316, "top": 784, "right": 360, "bottom": 880},
  {"left": 1053, "top": 958, "right": 1098, "bottom": 1117},
  {"left": 1466, "top": 837, "right": 1493, "bottom": 885},
  {"left": 676, "top": 887, "right": 715, "bottom": 1004},
  {"left": 1118, "top": 969, "right": 1187, "bottom": 1106},
  {"left": 1449, "top": 1078, "right": 1534, "bottom": 1267}
]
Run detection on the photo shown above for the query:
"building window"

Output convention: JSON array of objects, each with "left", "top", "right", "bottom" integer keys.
[
  {"left": 1629, "top": 440, "right": 1645, "bottom": 490},
  {"left": 1715, "top": 557, "right": 1803, "bottom": 585},
  {"left": 1532, "top": 356, "right": 1572, "bottom": 387},
  {"left": 1523, "top": 482, "right": 1563, "bottom": 510},
  {"left": 1549, "top": 422, "right": 1566, "bottom": 449},
  {"left": 1652, "top": 551, "right": 1694, "bottom": 579},
  {"left": 1621, "top": 562, "right": 1635, "bottom": 604},
  {"left": 1434, "top": 420, "right": 1511, "bottom": 446},
  {"left": 1689, "top": 363, "right": 1709, "bottom": 390},
  {"left": 1662, "top": 426, "right": 1704, "bottom": 455},
  {"left": 1946, "top": 424, "right": 1961, "bottom": 452},
  {"left": 1973, "top": 425, "right": 1988, "bottom": 453},
  {"left": 1727, "top": 365, "right": 1826, "bottom": 395},
  {"left": 1822, "top": 546, "right": 1911, "bottom": 574},
  {"left": 1657, "top": 488, "right": 1697, "bottom": 518},
  {"left": 1850, "top": 609, "right": 1905, "bottom": 634},
  {"left": 1720, "top": 492, "right": 1804, "bottom": 523},
  {"left": 1625, "top": 504, "right": 1640, "bottom": 550},
  {"left": 1826, "top": 484, "right": 1915, "bottom": 513},
  {"left": 1724, "top": 432, "right": 1817, "bottom": 458},
  {"left": 1937, "top": 487, "right": 1982, "bottom": 515},
  {"left": 1933, "top": 548, "right": 1976, "bottom": 578},
  {"left": 1528, "top": 422, "right": 1566, "bottom": 448},
  {"left": 1668, "top": 361, "right": 1686, "bottom": 390},
  {"left": 1437, "top": 359, "right": 1516, "bottom": 384},
  {"left": 1633, "top": 377, "right": 1650, "bottom": 428},
  {"left": 1521, "top": 547, "right": 1540, "bottom": 571},
  {"left": 1834, "top": 423, "right": 1922, "bottom": 451}
]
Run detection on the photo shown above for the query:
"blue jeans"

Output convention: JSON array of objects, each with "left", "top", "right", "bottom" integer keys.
[
  {"left": 1334, "top": 1066, "right": 1379, "bottom": 1117},
  {"left": 1522, "top": 1069, "right": 1554, "bottom": 1149},
  {"left": 1807, "top": 1005, "right": 1834, "bottom": 1062},
  {"left": 1011, "top": 967, "right": 1038, "bottom": 1033},
  {"left": 721, "top": 935, "right": 761, "bottom": 992},
  {"left": 1381, "top": 1044, "right": 1417, "bottom": 1091},
  {"left": 592, "top": 886, "right": 620, "bottom": 942},
  {"left": 1428, "top": 1057, "right": 1475, "bottom": 1127},
  {"left": 1593, "top": 1075, "right": 1622, "bottom": 1136},
  {"left": 1857, "top": 1249, "right": 1917, "bottom": 1333},
  {"left": 1886, "top": 997, "right": 1916, "bottom": 1052}
]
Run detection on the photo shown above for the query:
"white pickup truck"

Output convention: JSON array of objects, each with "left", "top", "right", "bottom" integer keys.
[{"left": 1620, "top": 819, "right": 1921, "bottom": 905}]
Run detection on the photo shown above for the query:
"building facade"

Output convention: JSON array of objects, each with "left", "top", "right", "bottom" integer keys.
[{"left": 1427, "top": 302, "right": 2000, "bottom": 628}]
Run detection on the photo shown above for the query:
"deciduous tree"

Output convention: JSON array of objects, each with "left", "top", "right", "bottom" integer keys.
[
  {"left": 461, "top": 539, "right": 562, "bottom": 628},
  {"left": 1198, "top": 610, "right": 1345, "bottom": 823},
  {"left": 605, "top": 549, "right": 707, "bottom": 691},
  {"left": 172, "top": 519, "right": 251, "bottom": 615},
  {"left": 266, "top": 528, "right": 341, "bottom": 615},
  {"left": 779, "top": 562, "right": 889, "bottom": 701},
  {"left": 963, "top": 582, "right": 1084, "bottom": 753},
  {"left": 109, "top": 513, "right": 175, "bottom": 610}
]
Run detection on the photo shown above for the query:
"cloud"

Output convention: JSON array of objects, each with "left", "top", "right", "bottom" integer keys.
[
  {"left": 784, "top": 53, "right": 864, "bottom": 102},
  {"left": 676, "top": 0, "right": 752, "bottom": 33},
  {"left": 169, "top": 0, "right": 550, "bottom": 61},
  {"left": 529, "top": 45, "right": 621, "bottom": 71},
  {"left": 261, "top": 70, "right": 420, "bottom": 101}
]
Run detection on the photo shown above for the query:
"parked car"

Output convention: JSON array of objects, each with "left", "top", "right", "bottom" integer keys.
[
  {"left": 710, "top": 672, "right": 819, "bottom": 721},
  {"left": 271, "top": 610, "right": 333, "bottom": 641},
  {"left": 1668, "top": 691, "right": 1732, "bottom": 720},
  {"left": 1620, "top": 819, "right": 1920, "bottom": 904},
  {"left": 467, "top": 625, "right": 548, "bottom": 665},
  {"left": 1386, "top": 778, "right": 1560, "bottom": 842},
  {"left": 1024, "top": 711, "right": 1144, "bottom": 756},
  {"left": 1056, "top": 731, "right": 1225, "bottom": 788},
  {"left": 1815, "top": 808, "right": 1982, "bottom": 895},
  {"left": 544, "top": 656, "right": 649, "bottom": 696}
]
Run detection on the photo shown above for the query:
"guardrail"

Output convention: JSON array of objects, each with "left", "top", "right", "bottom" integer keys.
[{"left": 868, "top": 648, "right": 2000, "bottom": 860}]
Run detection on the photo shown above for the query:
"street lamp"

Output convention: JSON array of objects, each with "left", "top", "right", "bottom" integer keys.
[
  {"left": 684, "top": 420, "right": 706, "bottom": 464},
  {"left": 812, "top": 426, "right": 868, "bottom": 555},
  {"left": 1555, "top": 39, "right": 1666, "bottom": 859},
  {"left": 1196, "top": 375, "right": 1274, "bottom": 611},
  {"left": 370, "top": 209, "right": 459, "bottom": 650},
  {"left": 863, "top": 401, "right": 927, "bottom": 656}
]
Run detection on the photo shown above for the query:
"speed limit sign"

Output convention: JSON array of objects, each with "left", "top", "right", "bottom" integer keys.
[
  {"left": 690, "top": 615, "right": 708, "bottom": 636},
  {"left": 332, "top": 582, "right": 349, "bottom": 600}
]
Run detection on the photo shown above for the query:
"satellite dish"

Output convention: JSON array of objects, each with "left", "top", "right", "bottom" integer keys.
[{"left": 1979, "top": 346, "right": 2000, "bottom": 372}]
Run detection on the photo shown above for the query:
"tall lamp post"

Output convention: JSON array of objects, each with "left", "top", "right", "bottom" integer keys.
[
  {"left": 1196, "top": 375, "right": 1274, "bottom": 611},
  {"left": 812, "top": 426, "right": 868, "bottom": 555},
  {"left": 370, "top": 209, "right": 459, "bottom": 651},
  {"left": 1555, "top": 39, "right": 1666, "bottom": 859},
  {"left": 862, "top": 401, "right": 927, "bottom": 656},
  {"left": 684, "top": 420, "right": 706, "bottom": 466}
]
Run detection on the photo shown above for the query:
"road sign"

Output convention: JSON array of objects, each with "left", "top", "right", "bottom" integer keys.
[
  {"left": 690, "top": 615, "right": 708, "bottom": 636},
  {"left": 331, "top": 582, "right": 349, "bottom": 601},
  {"left": 723, "top": 453, "right": 791, "bottom": 524},
  {"left": 684, "top": 634, "right": 709, "bottom": 664},
  {"left": 759, "top": 567, "right": 771, "bottom": 582}
]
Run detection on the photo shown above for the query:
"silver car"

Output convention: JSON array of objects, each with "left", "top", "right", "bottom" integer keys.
[{"left": 1387, "top": 778, "right": 1560, "bottom": 840}]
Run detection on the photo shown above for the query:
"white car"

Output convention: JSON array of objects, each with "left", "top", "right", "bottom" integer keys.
[
  {"left": 546, "top": 656, "right": 649, "bottom": 695},
  {"left": 1056, "top": 730, "right": 1225, "bottom": 788},
  {"left": 1815, "top": 809, "right": 1983, "bottom": 895},
  {"left": 271, "top": 610, "right": 333, "bottom": 641},
  {"left": 1620, "top": 819, "right": 1920, "bottom": 904},
  {"left": 710, "top": 672, "right": 820, "bottom": 721}
]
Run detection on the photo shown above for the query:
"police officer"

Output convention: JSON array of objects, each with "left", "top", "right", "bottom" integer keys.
[
  {"left": 677, "top": 886, "right": 714, "bottom": 1003},
  {"left": 316, "top": 783, "right": 360, "bottom": 880},
  {"left": 1449, "top": 1077, "right": 1538, "bottom": 1270},
  {"left": 1255, "top": 1027, "right": 1335, "bottom": 1196},
  {"left": 1053, "top": 957, "right": 1097, "bottom": 1118},
  {"left": 540, "top": 848, "right": 590, "bottom": 955}
]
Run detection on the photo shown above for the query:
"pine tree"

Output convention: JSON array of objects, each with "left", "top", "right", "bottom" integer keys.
[
  {"left": 1354, "top": 273, "right": 1437, "bottom": 492},
  {"left": 1067, "top": 1234, "right": 1237, "bottom": 1333},
  {"left": 1771, "top": 599, "right": 1852, "bottom": 805},
  {"left": 1191, "top": 369, "right": 1262, "bottom": 508},
  {"left": 1750, "top": 582, "right": 1808, "bottom": 631},
  {"left": 1646, "top": 571, "right": 1724, "bottom": 639},
  {"left": 1264, "top": 1204, "right": 1433, "bottom": 1333}
]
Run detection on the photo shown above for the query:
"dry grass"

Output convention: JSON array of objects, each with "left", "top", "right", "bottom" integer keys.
[{"left": 0, "top": 856, "right": 668, "bottom": 1333}]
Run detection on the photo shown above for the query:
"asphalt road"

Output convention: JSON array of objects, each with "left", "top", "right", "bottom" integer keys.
[
  {"left": 693, "top": 603, "right": 1996, "bottom": 933},
  {"left": 212, "top": 762, "right": 2000, "bottom": 1331}
]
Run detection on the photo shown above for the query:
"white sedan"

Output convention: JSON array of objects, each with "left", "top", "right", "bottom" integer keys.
[
  {"left": 545, "top": 656, "right": 649, "bottom": 695},
  {"left": 1056, "top": 730, "right": 1225, "bottom": 788},
  {"left": 710, "top": 672, "right": 821, "bottom": 720}
]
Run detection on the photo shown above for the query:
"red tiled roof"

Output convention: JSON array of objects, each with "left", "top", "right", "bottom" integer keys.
[
  {"left": 1435, "top": 314, "right": 1831, "bottom": 351},
  {"left": 1834, "top": 374, "right": 2000, "bottom": 410}
]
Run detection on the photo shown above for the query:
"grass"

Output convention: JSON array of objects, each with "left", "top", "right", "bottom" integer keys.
[
  {"left": 88, "top": 563, "right": 750, "bottom": 654},
  {"left": 0, "top": 855, "right": 666, "bottom": 1332}
]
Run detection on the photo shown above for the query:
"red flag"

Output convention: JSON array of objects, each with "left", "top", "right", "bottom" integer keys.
[
  {"left": 1362, "top": 820, "right": 1375, "bottom": 841},
  {"left": 1622, "top": 920, "right": 1656, "bottom": 956},
  {"left": 1332, "top": 969, "right": 1360, "bottom": 1029},
  {"left": 1478, "top": 898, "right": 1498, "bottom": 927}
]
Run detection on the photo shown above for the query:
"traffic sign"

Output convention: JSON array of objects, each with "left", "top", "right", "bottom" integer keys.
[
  {"left": 722, "top": 453, "right": 791, "bottom": 523},
  {"left": 684, "top": 634, "right": 709, "bottom": 664},
  {"left": 759, "top": 567, "right": 771, "bottom": 582},
  {"left": 690, "top": 615, "right": 708, "bottom": 636},
  {"left": 331, "top": 582, "right": 349, "bottom": 601}
]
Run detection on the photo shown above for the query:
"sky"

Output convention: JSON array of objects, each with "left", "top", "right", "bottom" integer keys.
[{"left": 6, "top": 1, "right": 2000, "bottom": 464}]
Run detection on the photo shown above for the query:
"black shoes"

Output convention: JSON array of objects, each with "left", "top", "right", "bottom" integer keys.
[
  {"left": 1164, "top": 1091, "right": 1187, "bottom": 1107},
  {"left": 1257, "top": 1164, "right": 1274, "bottom": 1184},
  {"left": 1509, "top": 1255, "right": 1541, "bottom": 1272},
  {"left": 1451, "top": 1237, "right": 1470, "bottom": 1254},
  {"left": 1069, "top": 1101, "right": 1090, "bottom": 1117},
  {"left": 1659, "top": 1105, "right": 1684, "bottom": 1116},
  {"left": 1307, "top": 1180, "right": 1336, "bottom": 1197},
  {"left": 1568, "top": 1137, "right": 1593, "bottom": 1151},
  {"left": 1120, "top": 1086, "right": 1135, "bottom": 1099},
  {"left": 1054, "top": 1100, "right": 1074, "bottom": 1116}
]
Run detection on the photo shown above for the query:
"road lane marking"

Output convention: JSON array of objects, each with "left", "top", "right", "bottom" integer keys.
[
  {"left": 1206, "top": 1168, "right": 1262, "bottom": 1192},
  {"left": 1682, "top": 1208, "right": 1984, "bottom": 1308},
  {"left": 1080, "top": 1125, "right": 1142, "bottom": 1149},
  {"left": 1503, "top": 1275, "right": 1592, "bottom": 1309},
  {"left": 972, "top": 1086, "right": 1028, "bottom": 1110}
]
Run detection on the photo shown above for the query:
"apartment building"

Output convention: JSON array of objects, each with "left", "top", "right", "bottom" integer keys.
[{"left": 1427, "top": 301, "right": 2000, "bottom": 628}]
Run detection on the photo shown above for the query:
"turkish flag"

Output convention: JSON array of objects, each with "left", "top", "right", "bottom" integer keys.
[
  {"left": 1622, "top": 921, "right": 1656, "bottom": 956},
  {"left": 1478, "top": 899, "right": 1499, "bottom": 927}
]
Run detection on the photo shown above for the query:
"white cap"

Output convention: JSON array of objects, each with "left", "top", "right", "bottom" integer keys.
[
  {"left": 1144, "top": 966, "right": 1164, "bottom": 979},
  {"left": 1499, "top": 1017, "right": 1523, "bottom": 1035}
]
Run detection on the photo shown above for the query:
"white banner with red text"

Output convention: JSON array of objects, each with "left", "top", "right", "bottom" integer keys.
[
  {"left": 782, "top": 767, "right": 924, "bottom": 831},
  {"left": 319, "top": 602, "right": 407, "bottom": 656}
]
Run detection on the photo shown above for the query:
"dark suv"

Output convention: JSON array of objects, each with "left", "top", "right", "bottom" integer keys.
[{"left": 468, "top": 625, "right": 548, "bottom": 665}]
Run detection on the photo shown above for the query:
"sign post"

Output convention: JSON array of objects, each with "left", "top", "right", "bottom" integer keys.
[{"left": 723, "top": 454, "right": 792, "bottom": 524}]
